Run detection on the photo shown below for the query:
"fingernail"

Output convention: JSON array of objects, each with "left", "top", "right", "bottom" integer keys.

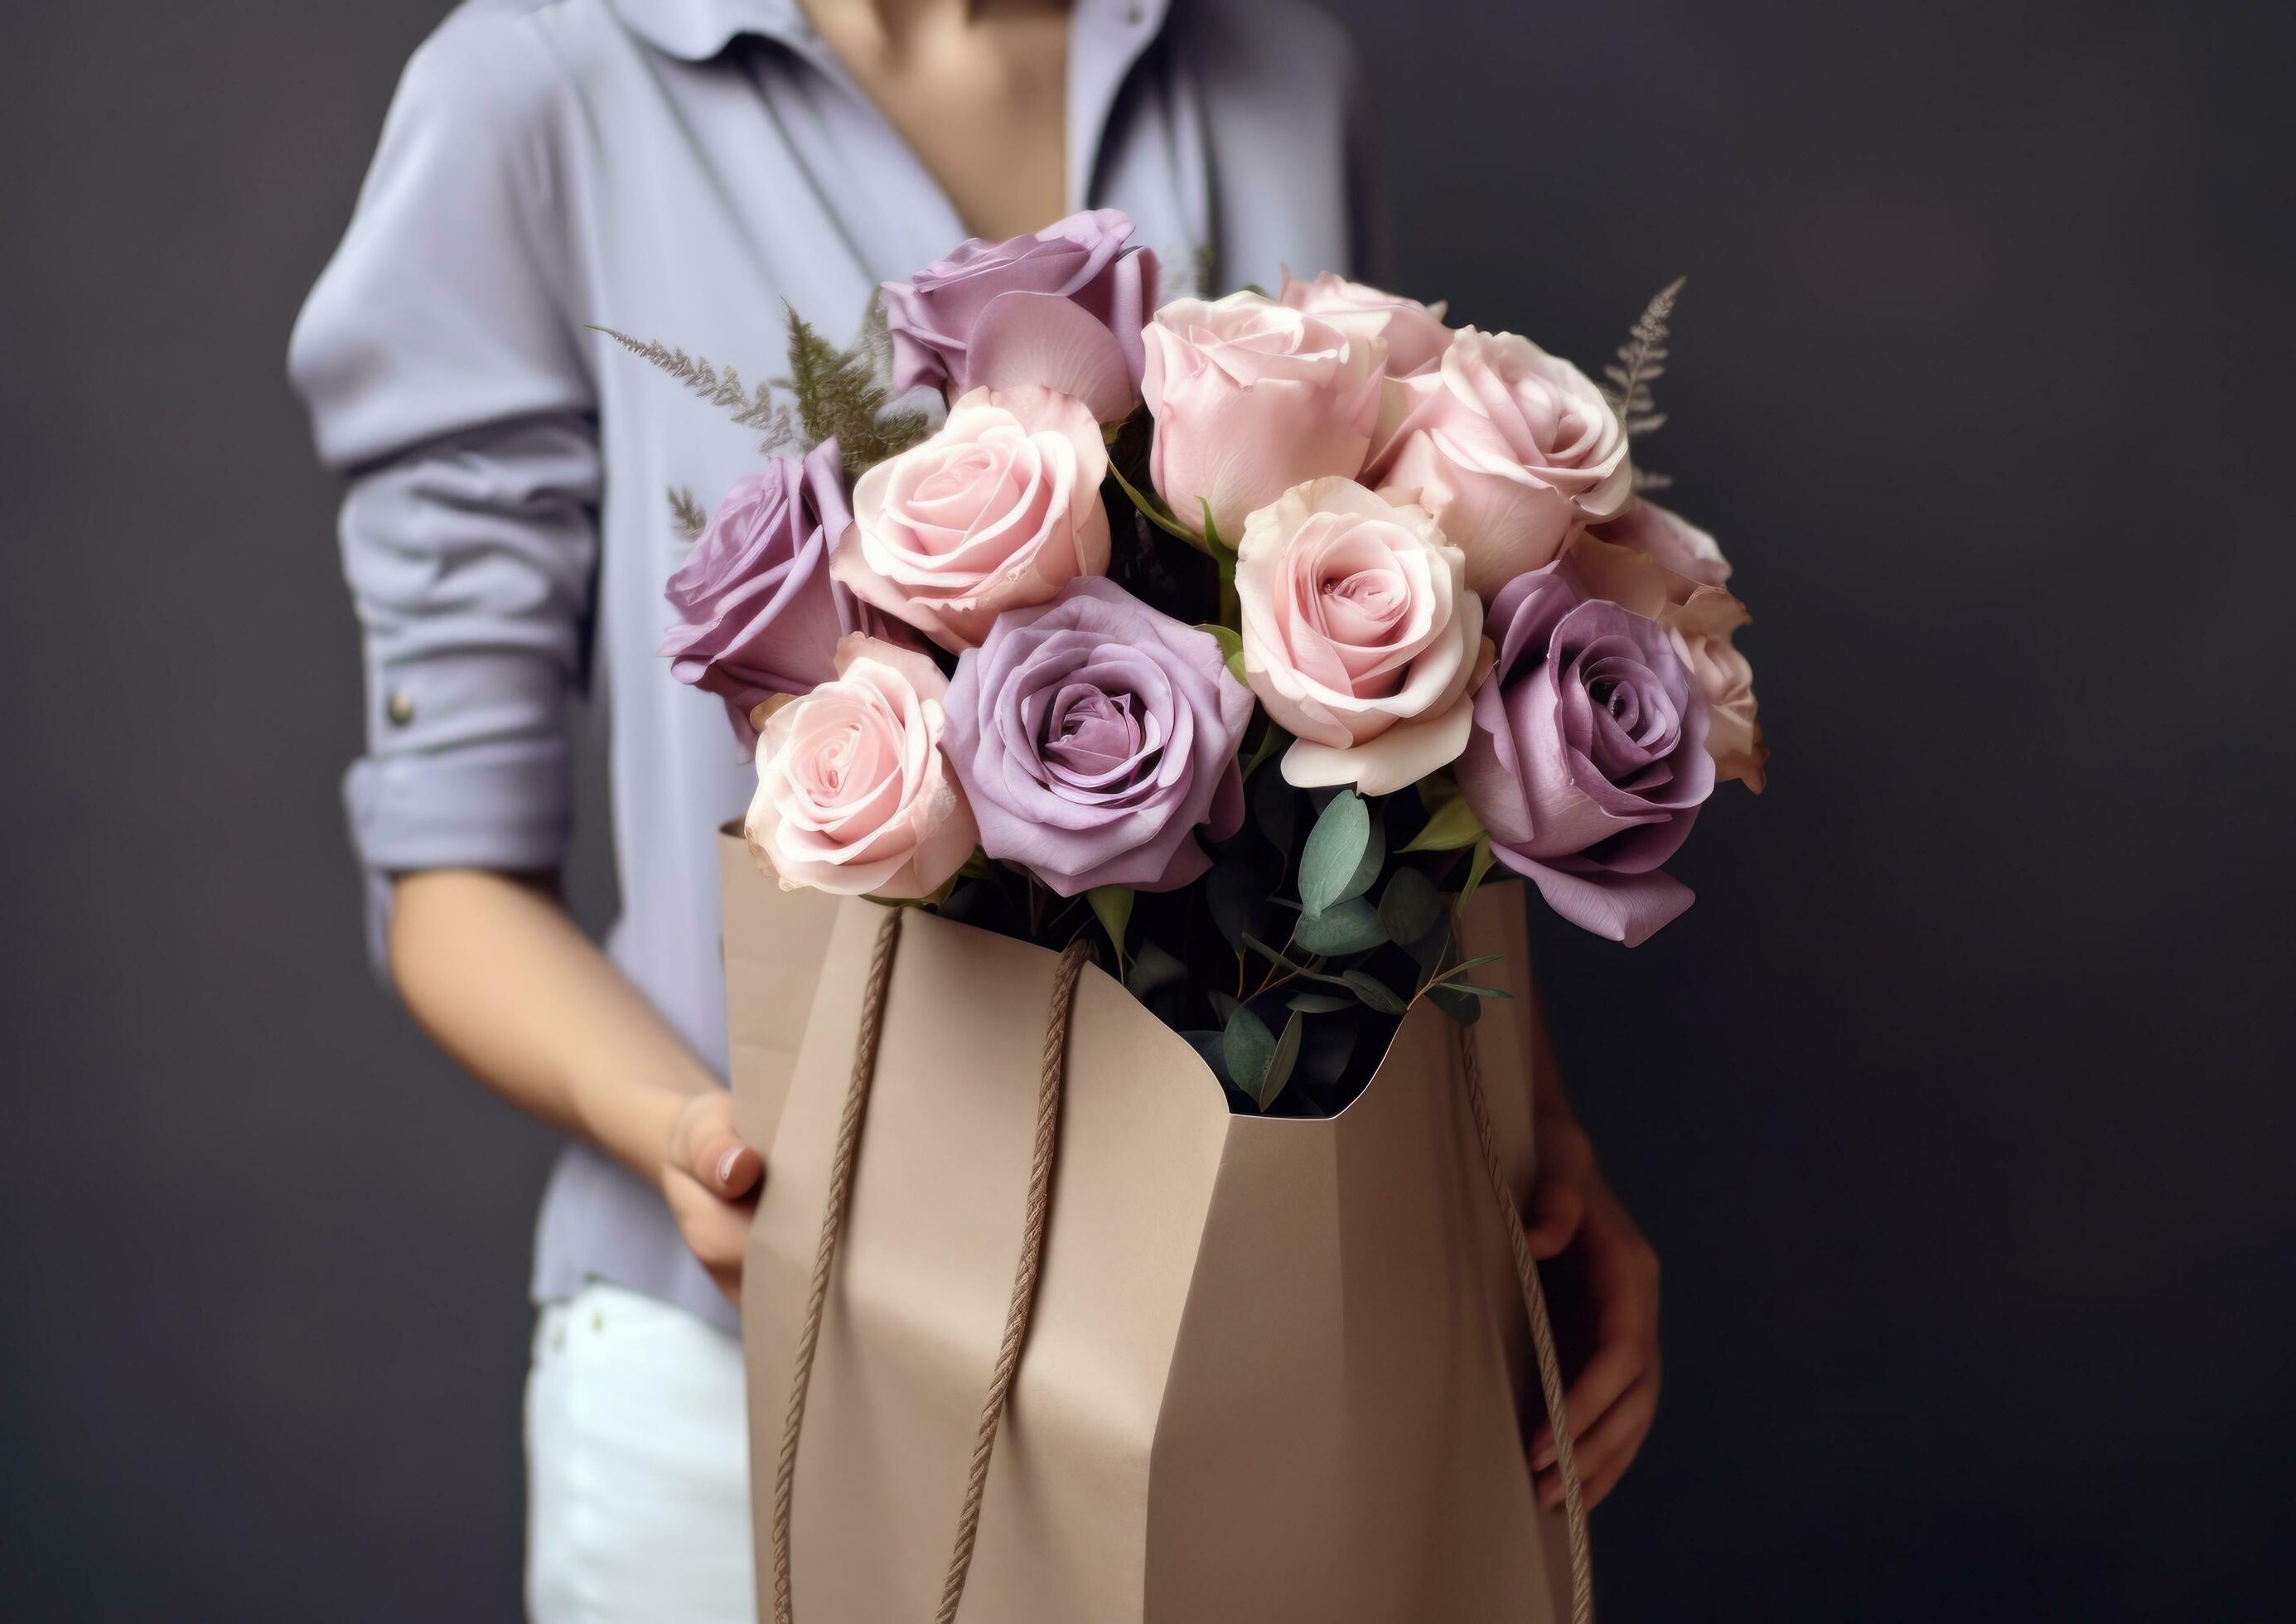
[{"left": 716, "top": 1147, "right": 744, "bottom": 1185}]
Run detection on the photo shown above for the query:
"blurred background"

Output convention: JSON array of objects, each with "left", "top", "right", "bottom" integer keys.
[{"left": 3, "top": 0, "right": 2290, "bottom": 1617}]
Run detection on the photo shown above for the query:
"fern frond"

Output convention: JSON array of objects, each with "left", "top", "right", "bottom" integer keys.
[
  {"left": 772, "top": 299, "right": 928, "bottom": 470},
  {"left": 1602, "top": 277, "right": 1684, "bottom": 441},
  {"left": 668, "top": 486, "right": 710, "bottom": 540},
  {"left": 591, "top": 326, "right": 783, "bottom": 433}
]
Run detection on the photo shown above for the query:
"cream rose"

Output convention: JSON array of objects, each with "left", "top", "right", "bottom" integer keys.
[
  {"left": 745, "top": 635, "right": 979, "bottom": 898},
  {"left": 1236, "top": 478, "right": 1490, "bottom": 795},
  {"left": 831, "top": 385, "right": 1110, "bottom": 653},
  {"left": 1278, "top": 269, "right": 1454, "bottom": 377},
  {"left": 1141, "top": 291, "right": 1385, "bottom": 544},
  {"left": 1370, "top": 328, "right": 1632, "bottom": 595}
]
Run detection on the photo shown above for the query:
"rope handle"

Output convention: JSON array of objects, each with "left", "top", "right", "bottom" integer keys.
[
  {"left": 769, "top": 908, "right": 1589, "bottom": 1624},
  {"left": 1460, "top": 1021, "right": 1595, "bottom": 1624},
  {"left": 771, "top": 908, "right": 1088, "bottom": 1624}
]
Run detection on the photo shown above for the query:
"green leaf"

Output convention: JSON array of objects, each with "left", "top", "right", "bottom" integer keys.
[
  {"left": 1432, "top": 953, "right": 1506, "bottom": 985},
  {"left": 1199, "top": 499, "right": 1227, "bottom": 556},
  {"left": 1222, "top": 1004, "right": 1277, "bottom": 1107},
  {"left": 1400, "top": 792, "right": 1487, "bottom": 853},
  {"left": 1376, "top": 868, "right": 1441, "bottom": 945},
  {"left": 1196, "top": 622, "right": 1247, "bottom": 685},
  {"left": 1086, "top": 885, "right": 1133, "bottom": 972},
  {"left": 1453, "top": 834, "right": 1496, "bottom": 916},
  {"left": 1206, "top": 860, "right": 1269, "bottom": 952},
  {"left": 1341, "top": 969, "right": 1409, "bottom": 1015},
  {"left": 1105, "top": 458, "right": 1201, "bottom": 544},
  {"left": 1209, "top": 989, "right": 1240, "bottom": 1025},
  {"left": 1405, "top": 910, "right": 1453, "bottom": 974},
  {"left": 1287, "top": 991, "right": 1352, "bottom": 1014},
  {"left": 1259, "top": 1009, "right": 1304, "bottom": 1110},
  {"left": 1293, "top": 897, "right": 1389, "bottom": 956},
  {"left": 1426, "top": 984, "right": 1485, "bottom": 1025},
  {"left": 1241, "top": 718, "right": 1289, "bottom": 780},
  {"left": 1435, "top": 980, "right": 1510, "bottom": 999},
  {"left": 1301, "top": 1020, "right": 1357, "bottom": 1088},
  {"left": 1124, "top": 939, "right": 1187, "bottom": 1000},
  {"left": 1299, "top": 792, "right": 1371, "bottom": 916}
]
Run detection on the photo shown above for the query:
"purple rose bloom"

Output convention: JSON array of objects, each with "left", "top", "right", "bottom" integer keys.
[
  {"left": 942, "top": 577, "right": 1253, "bottom": 896},
  {"left": 882, "top": 208, "right": 1161, "bottom": 425},
  {"left": 660, "top": 437, "right": 887, "bottom": 747},
  {"left": 1456, "top": 558, "right": 1716, "bottom": 945}
]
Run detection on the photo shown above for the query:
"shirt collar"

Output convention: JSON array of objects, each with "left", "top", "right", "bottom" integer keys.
[{"left": 608, "top": 0, "right": 1171, "bottom": 67}]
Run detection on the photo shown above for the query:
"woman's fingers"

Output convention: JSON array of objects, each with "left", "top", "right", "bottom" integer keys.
[
  {"left": 1524, "top": 1177, "right": 1586, "bottom": 1259},
  {"left": 692, "top": 1133, "right": 762, "bottom": 1200},
  {"left": 1536, "top": 1373, "right": 1659, "bottom": 1510},
  {"left": 1528, "top": 1190, "right": 1660, "bottom": 1470}
]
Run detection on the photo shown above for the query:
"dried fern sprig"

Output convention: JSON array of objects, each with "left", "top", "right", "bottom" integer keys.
[
  {"left": 588, "top": 326, "right": 795, "bottom": 440},
  {"left": 1602, "top": 275, "right": 1685, "bottom": 443},
  {"left": 771, "top": 300, "right": 928, "bottom": 470},
  {"left": 667, "top": 486, "right": 710, "bottom": 540}
]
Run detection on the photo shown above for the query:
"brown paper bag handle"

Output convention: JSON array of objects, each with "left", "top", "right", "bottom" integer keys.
[
  {"left": 1460, "top": 1022, "right": 1596, "bottom": 1624},
  {"left": 769, "top": 907, "right": 1090, "bottom": 1624},
  {"left": 769, "top": 906, "right": 1590, "bottom": 1624}
]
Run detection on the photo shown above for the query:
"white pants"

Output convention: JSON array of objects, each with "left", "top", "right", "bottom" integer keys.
[{"left": 524, "top": 1282, "right": 757, "bottom": 1622}]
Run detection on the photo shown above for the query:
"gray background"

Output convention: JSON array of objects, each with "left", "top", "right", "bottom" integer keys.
[{"left": 3, "top": 1, "right": 2291, "bottom": 1617}]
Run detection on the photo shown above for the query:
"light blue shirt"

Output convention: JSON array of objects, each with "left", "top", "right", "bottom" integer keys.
[{"left": 290, "top": 0, "right": 1379, "bottom": 1329}]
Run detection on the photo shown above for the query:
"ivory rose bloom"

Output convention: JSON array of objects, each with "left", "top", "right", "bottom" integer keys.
[
  {"left": 1278, "top": 269, "right": 1453, "bottom": 377},
  {"left": 1236, "top": 478, "right": 1489, "bottom": 795},
  {"left": 832, "top": 385, "right": 1111, "bottom": 653},
  {"left": 1569, "top": 528, "right": 1767, "bottom": 792},
  {"left": 1456, "top": 558, "right": 1714, "bottom": 946},
  {"left": 882, "top": 208, "right": 1160, "bottom": 423},
  {"left": 1371, "top": 328, "right": 1632, "bottom": 594},
  {"left": 745, "top": 635, "right": 977, "bottom": 899},
  {"left": 1141, "top": 290, "right": 1385, "bottom": 543}
]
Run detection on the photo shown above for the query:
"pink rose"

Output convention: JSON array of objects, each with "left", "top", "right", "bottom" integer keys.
[
  {"left": 1370, "top": 328, "right": 1633, "bottom": 595},
  {"left": 1566, "top": 530, "right": 1767, "bottom": 793},
  {"left": 831, "top": 385, "right": 1111, "bottom": 654},
  {"left": 1278, "top": 269, "right": 1453, "bottom": 377},
  {"left": 1589, "top": 497, "right": 1733, "bottom": 590},
  {"left": 1236, "top": 478, "right": 1490, "bottom": 795},
  {"left": 1141, "top": 291, "right": 1384, "bottom": 543},
  {"left": 745, "top": 635, "right": 978, "bottom": 899}
]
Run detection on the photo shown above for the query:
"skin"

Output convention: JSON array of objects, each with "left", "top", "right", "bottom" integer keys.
[{"left": 389, "top": 0, "right": 1660, "bottom": 1520}]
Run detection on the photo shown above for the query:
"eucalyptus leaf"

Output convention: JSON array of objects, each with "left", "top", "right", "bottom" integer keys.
[
  {"left": 1086, "top": 885, "right": 1133, "bottom": 969},
  {"left": 1341, "top": 969, "right": 1408, "bottom": 1015},
  {"left": 1400, "top": 793, "right": 1487, "bottom": 853},
  {"left": 1259, "top": 1009, "right": 1304, "bottom": 1110},
  {"left": 1301, "top": 1021, "right": 1358, "bottom": 1088},
  {"left": 1376, "top": 868, "right": 1441, "bottom": 945},
  {"left": 1293, "top": 896, "right": 1389, "bottom": 957},
  {"left": 1426, "top": 984, "right": 1485, "bottom": 1025},
  {"left": 1124, "top": 939, "right": 1187, "bottom": 1000},
  {"left": 1209, "top": 989, "right": 1240, "bottom": 1025},
  {"left": 1405, "top": 911, "right": 1453, "bottom": 974},
  {"left": 1222, "top": 1004, "right": 1277, "bottom": 1107},
  {"left": 1287, "top": 992, "right": 1352, "bottom": 1014},
  {"left": 1341, "top": 800, "right": 1385, "bottom": 906},
  {"left": 1182, "top": 1029, "right": 1231, "bottom": 1085},
  {"left": 1433, "top": 953, "right": 1506, "bottom": 984},
  {"left": 1251, "top": 764, "right": 1297, "bottom": 852},
  {"left": 1206, "top": 859, "right": 1268, "bottom": 951},
  {"left": 1435, "top": 980, "right": 1510, "bottom": 999},
  {"left": 1299, "top": 792, "right": 1371, "bottom": 916}
]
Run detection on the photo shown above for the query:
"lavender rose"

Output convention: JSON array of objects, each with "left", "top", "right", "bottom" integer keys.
[
  {"left": 660, "top": 438, "right": 892, "bottom": 746},
  {"left": 882, "top": 208, "right": 1161, "bottom": 424},
  {"left": 1456, "top": 558, "right": 1715, "bottom": 946},
  {"left": 942, "top": 577, "right": 1254, "bottom": 896}
]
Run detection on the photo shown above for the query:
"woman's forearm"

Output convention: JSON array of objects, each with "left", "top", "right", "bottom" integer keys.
[{"left": 387, "top": 868, "right": 720, "bottom": 1182}]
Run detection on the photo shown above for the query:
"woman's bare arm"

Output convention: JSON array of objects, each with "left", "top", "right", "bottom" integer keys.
[{"left": 387, "top": 868, "right": 761, "bottom": 1298}]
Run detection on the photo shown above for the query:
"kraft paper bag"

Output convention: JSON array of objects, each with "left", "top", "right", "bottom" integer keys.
[{"left": 722, "top": 828, "right": 1574, "bottom": 1622}]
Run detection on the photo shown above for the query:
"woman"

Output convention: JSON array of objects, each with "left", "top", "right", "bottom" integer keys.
[{"left": 290, "top": 0, "right": 1662, "bottom": 1614}]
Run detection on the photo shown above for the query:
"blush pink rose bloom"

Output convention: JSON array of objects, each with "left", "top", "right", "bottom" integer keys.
[
  {"left": 1278, "top": 269, "right": 1454, "bottom": 378},
  {"left": 1370, "top": 328, "right": 1633, "bottom": 595},
  {"left": 745, "top": 635, "right": 978, "bottom": 899},
  {"left": 831, "top": 385, "right": 1112, "bottom": 654},
  {"left": 1567, "top": 529, "right": 1767, "bottom": 792},
  {"left": 1237, "top": 478, "right": 1490, "bottom": 795},
  {"left": 1141, "top": 290, "right": 1385, "bottom": 543}
]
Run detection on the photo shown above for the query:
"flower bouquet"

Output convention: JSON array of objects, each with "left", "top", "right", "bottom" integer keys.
[{"left": 611, "top": 209, "right": 1765, "bottom": 1623}]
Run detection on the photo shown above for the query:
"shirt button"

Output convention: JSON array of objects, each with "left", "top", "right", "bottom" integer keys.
[{"left": 385, "top": 691, "right": 415, "bottom": 726}]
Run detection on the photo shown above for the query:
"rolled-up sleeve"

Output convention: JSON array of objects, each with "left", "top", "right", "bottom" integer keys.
[{"left": 288, "top": 18, "right": 598, "bottom": 969}]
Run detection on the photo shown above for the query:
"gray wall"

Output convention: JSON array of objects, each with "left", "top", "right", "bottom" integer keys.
[{"left": 2, "top": 1, "right": 2289, "bottom": 1617}]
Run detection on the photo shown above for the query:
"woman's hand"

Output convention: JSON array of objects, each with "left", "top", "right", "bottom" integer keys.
[
  {"left": 661, "top": 1090, "right": 765, "bottom": 1302},
  {"left": 1524, "top": 1107, "right": 1662, "bottom": 1511}
]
